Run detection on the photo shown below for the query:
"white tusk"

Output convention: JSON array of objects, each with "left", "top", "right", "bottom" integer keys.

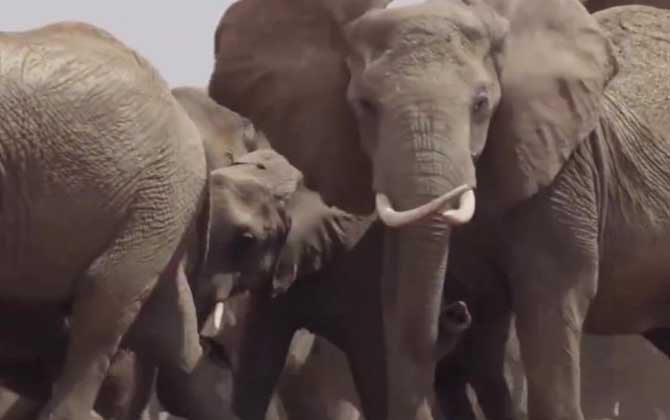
[
  {"left": 387, "top": 0, "right": 425, "bottom": 9},
  {"left": 442, "top": 189, "right": 476, "bottom": 226},
  {"left": 200, "top": 302, "right": 225, "bottom": 338},
  {"left": 376, "top": 185, "right": 471, "bottom": 228}
]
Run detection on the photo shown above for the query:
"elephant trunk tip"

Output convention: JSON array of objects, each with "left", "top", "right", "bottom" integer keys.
[{"left": 375, "top": 185, "right": 476, "bottom": 228}]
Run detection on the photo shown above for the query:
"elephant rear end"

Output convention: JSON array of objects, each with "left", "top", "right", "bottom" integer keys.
[
  {"left": 0, "top": 22, "right": 207, "bottom": 420},
  {"left": 0, "top": 22, "right": 206, "bottom": 300}
]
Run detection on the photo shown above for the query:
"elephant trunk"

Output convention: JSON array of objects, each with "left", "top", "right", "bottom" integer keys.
[
  {"left": 373, "top": 112, "right": 476, "bottom": 419},
  {"left": 383, "top": 218, "right": 452, "bottom": 420}
]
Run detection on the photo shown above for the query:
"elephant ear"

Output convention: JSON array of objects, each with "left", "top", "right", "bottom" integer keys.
[
  {"left": 272, "top": 187, "right": 374, "bottom": 296},
  {"left": 477, "top": 0, "right": 618, "bottom": 210},
  {"left": 209, "top": 0, "right": 390, "bottom": 215}
]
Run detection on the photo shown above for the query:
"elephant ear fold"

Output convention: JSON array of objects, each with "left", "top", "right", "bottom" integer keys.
[
  {"left": 209, "top": 0, "right": 390, "bottom": 215},
  {"left": 272, "top": 187, "right": 373, "bottom": 297},
  {"left": 478, "top": 0, "right": 618, "bottom": 210}
]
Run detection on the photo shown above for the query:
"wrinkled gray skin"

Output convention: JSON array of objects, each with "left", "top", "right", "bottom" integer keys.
[
  {"left": 211, "top": 1, "right": 670, "bottom": 420},
  {"left": 0, "top": 27, "right": 295, "bottom": 420},
  {"left": 0, "top": 22, "right": 208, "bottom": 420},
  {"left": 434, "top": 6, "right": 670, "bottom": 420},
  {"left": 0, "top": 85, "right": 300, "bottom": 420}
]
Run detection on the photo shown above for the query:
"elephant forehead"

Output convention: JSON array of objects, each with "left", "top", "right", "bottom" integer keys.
[
  {"left": 352, "top": 2, "right": 489, "bottom": 64},
  {"left": 234, "top": 150, "right": 303, "bottom": 196}
]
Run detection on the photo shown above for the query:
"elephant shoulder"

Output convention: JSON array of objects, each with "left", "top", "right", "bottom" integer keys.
[{"left": 596, "top": 6, "right": 670, "bottom": 136}]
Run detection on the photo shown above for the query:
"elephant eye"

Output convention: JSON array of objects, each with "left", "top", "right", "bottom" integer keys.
[
  {"left": 471, "top": 90, "right": 489, "bottom": 117},
  {"left": 353, "top": 98, "right": 377, "bottom": 117},
  {"left": 232, "top": 230, "right": 257, "bottom": 260}
]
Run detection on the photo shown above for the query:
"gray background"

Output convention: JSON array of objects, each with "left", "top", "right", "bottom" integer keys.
[{"left": 1, "top": 0, "right": 422, "bottom": 87}]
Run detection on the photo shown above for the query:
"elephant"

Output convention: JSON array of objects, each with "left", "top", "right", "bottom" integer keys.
[
  {"left": 211, "top": 1, "right": 670, "bottom": 419},
  {"left": 0, "top": 22, "right": 304, "bottom": 420},
  {"left": 433, "top": 5, "right": 670, "bottom": 420},
  {"left": 208, "top": 0, "right": 624, "bottom": 418}
]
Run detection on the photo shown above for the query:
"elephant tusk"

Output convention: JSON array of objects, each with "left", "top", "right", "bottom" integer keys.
[
  {"left": 442, "top": 189, "right": 475, "bottom": 226},
  {"left": 376, "top": 184, "right": 472, "bottom": 228},
  {"left": 200, "top": 301, "right": 225, "bottom": 338}
]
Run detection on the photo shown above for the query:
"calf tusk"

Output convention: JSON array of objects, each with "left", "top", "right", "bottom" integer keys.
[
  {"left": 442, "top": 189, "right": 476, "bottom": 226},
  {"left": 376, "top": 185, "right": 471, "bottom": 228},
  {"left": 200, "top": 302, "right": 225, "bottom": 338}
]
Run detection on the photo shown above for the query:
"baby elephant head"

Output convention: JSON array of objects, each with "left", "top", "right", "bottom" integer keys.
[{"left": 198, "top": 149, "right": 302, "bottom": 311}]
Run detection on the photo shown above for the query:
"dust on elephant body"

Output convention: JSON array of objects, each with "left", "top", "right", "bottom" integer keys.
[
  {"left": 209, "top": 0, "right": 615, "bottom": 418},
  {"left": 0, "top": 21, "right": 209, "bottom": 420},
  {"left": 0, "top": 28, "right": 299, "bottom": 420},
  {"left": 0, "top": 75, "right": 312, "bottom": 420},
  {"left": 209, "top": 1, "right": 670, "bottom": 420}
]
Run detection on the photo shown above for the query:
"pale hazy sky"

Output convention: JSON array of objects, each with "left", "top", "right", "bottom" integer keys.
[
  {"left": 1, "top": 1, "right": 235, "bottom": 87},
  {"left": 1, "top": 0, "right": 422, "bottom": 87}
]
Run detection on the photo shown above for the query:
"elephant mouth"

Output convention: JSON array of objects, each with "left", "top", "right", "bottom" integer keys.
[{"left": 375, "top": 185, "right": 476, "bottom": 228}]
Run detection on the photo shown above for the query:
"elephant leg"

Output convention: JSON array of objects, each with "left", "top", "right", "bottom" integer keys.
[
  {"left": 233, "top": 295, "right": 296, "bottom": 420},
  {"left": 96, "top": 349, "right": 157, "bottom": 420},
  {"left": 514, "top": 276, "right": 594, "bottom": 420},
  {"left": 131, "top": 259, "right": 216, "bottom": 420},
  {"left": 40, "top": 213, "right": 187, "bottom": 420},
  {"left": 434, "top": 361, "right": 476, "bottom": 420},
  {"left": 468, "top": 314, "right": 517, "bottom": 420}
]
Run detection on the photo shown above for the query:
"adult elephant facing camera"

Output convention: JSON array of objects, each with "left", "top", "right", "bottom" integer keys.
[{"left": 210, "top": 0, "right": 615, "bottom": 419}]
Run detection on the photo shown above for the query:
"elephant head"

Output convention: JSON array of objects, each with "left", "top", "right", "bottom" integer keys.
[
  {"left": 210, "top": 0, "right": 616, "bottom": 418},
  {"left": 193, "top": 149, "right": 302, "bottom": 317},
  {"left": 171, "top": 86, "right": 291, "bottom": 307}
]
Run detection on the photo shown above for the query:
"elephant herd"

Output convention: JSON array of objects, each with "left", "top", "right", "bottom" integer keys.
[{"left": 2, "top": 0, "right": 670, "bottom": 420}]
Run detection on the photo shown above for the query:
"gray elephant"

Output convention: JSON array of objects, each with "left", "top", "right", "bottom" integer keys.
[
  {"left": 211, "top": 1, "right": 670, "bottom": 419},
  {"left": 0, "top": 23, "right": 303, "bottom": 420}
]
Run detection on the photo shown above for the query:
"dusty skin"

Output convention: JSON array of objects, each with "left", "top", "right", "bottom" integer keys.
[{"left": 4, "top": 1, "right": 670, "bottom": 420}]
